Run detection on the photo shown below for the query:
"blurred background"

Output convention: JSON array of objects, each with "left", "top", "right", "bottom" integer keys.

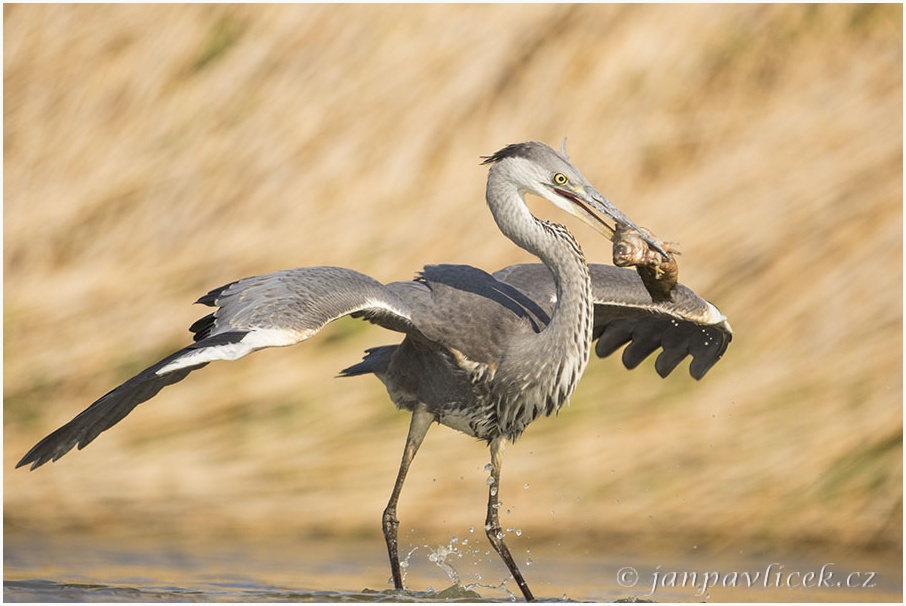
[{"left": 4, "top": 2, "right": 902, "bottom": 590}]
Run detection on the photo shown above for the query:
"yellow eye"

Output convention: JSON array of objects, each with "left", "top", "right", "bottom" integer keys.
[{"left": 553, "top": 172, "right": 568, "bottom": 185}]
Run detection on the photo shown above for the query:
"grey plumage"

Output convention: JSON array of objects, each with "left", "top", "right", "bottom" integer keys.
[{"left": 17, "top": 141, "right": 731, "bottom": 601}]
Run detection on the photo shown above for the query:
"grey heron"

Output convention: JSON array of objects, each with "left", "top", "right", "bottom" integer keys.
[{"left": 17, "top": 141, "right": 731, "bottom": 601}]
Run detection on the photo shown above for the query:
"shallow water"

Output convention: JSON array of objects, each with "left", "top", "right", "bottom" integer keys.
[{"left": 4, "top": 531, "right": 901, "bottom": 602}]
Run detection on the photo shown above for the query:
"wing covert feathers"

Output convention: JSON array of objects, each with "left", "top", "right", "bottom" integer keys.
[
  {"left": 494, "top": 263, "right": 732, "bottom": 380},
  {"left": 18, "top": 267, "right": 415, "bottom": 469}
]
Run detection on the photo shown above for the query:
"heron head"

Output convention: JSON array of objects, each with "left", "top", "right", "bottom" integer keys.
[{"left": 482, "top": 141, "right": 669, "bottom": 259}]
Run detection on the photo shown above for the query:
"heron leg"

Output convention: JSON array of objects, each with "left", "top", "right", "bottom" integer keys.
[
  {"left": 383, "top": 407, "right": 434, "bottom": 591},
  {"left": 485, "top": 437, "right": 535, "bottom": 602}
]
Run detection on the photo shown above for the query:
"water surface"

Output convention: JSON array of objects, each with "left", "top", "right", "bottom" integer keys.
[{"left": 4, "top": 531, "right": 901, "bottom": 602}]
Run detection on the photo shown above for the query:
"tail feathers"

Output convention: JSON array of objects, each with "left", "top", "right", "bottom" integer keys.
[{"left": 339, "top": 345, "right": 397, "bottom": 377}]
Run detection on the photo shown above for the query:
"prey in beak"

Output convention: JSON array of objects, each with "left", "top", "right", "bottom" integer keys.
[
  {"left": 548, "top": 181, "right": 679, "bottom": 301},
  {"left": 549, "top": 182, "right": 671, "bottom": 260},
  {"left": 612, "top": 224, "right": 680, "bottom": 302}
]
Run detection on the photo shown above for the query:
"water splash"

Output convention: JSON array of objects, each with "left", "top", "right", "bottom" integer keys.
[
  {"left": 426, "top": 538, "right": 462, "bottom": 586},
  {"left": 423, "top": 532, "right": 534, "bottom": 601},
  {"left": 398, "top": 546, "right": 419, "bottom": 587},
  {"left": 464, "top": 579, "right": 517, "bottom": 601}
]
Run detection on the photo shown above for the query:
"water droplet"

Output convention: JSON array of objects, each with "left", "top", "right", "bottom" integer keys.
[
  {"left": 523, "top": 483, "right": 530, "bottom": 489},
  {"left": 468, "top": 527, "right": 474, "bottom": 533},
  {"left": 490, "top": 486, "right": 498, "bottom": 496},
  {"left": 515, "top": 529, "right": 522, "bottom": 536},
  {"left": 483, "top": 463, "right": 493, "bottom": 473}
]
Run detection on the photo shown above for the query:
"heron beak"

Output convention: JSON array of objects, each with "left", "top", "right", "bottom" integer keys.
[{"left": 553, "top": 185, "right": 670, "bottom": 259}]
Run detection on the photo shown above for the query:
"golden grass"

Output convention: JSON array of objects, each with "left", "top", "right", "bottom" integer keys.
[{"left": 4, "top": 4, "right": 902, "bottom": 557}]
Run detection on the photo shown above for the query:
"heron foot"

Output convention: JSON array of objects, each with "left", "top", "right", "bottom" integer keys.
[
  {"left": 484, "top": 517, "right": 535, "bottom": 601},
  {"left": 382, "top": 507, "right": 405, "bottom": 590}
]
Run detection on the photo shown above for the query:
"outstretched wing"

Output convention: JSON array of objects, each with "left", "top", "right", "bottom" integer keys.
[
  {"left": 492, "top": 263, "right": 732, "bottom": 380},
  {"left": 17, "top": 267, "right": 417, "bottom": 470}
]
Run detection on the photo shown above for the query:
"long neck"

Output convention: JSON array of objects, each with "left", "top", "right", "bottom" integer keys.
[{"left": 486, "top": 172, "right": 594, "bottom": 356}]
